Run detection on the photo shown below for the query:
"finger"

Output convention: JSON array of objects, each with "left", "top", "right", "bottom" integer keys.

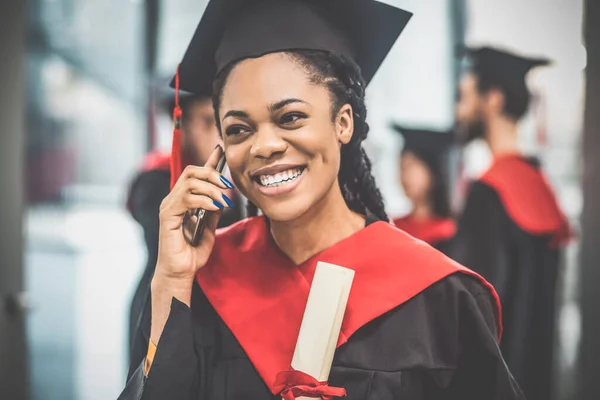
[
  {"left": 182, "top": 166, "right": 230, "bottom": 190},
  {"left": 162, "top": 178, "right": 231, "bottom": 220},
  {"left": 186, "top": 179, "right": 232, "bottom": 209},
  {"left": 160, "top": 192, "right": 221, "bottom": 221},
  {"left": 204, "top": 145, "right": 223, "bottom": 170}
]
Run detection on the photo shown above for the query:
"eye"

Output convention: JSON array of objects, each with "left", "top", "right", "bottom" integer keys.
[
  {"left": 224, "top": 125, "right": 252, "bottom": 136},
  {"left": 279, "top": 112, "right": 306, "bottom": 125}
]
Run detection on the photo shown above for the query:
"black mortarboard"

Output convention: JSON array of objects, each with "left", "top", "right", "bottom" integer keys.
[
  {"left": 391, "top": 124, "right": 454, "bottom": 167},
  {"left": 460, "top": 46, "right": 551, "bottom": 89},
  {"left": 172, "top": 0, "right": 412, "bottom": 95},
  {"left": 166, "top": 0, "right": 412, "bottom": 188}
]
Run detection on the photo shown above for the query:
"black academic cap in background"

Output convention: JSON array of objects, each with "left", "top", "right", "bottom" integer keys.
[
  {"left": 391, "top": 124, "right": 454, "bottom": 164},
  {"left": 459, "top": 46, "right": 551, "bottom": 87}
]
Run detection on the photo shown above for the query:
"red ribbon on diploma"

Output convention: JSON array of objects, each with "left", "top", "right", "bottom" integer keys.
[{"left": 274, "top": 370, "right": 347, "bottom": 400}]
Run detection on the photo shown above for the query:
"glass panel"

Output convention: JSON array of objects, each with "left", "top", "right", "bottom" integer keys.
[{"left": 25, "top": 1, "right": 146, "bottom": 399}]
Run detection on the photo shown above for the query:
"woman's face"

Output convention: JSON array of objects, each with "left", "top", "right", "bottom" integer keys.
[
  {"left": 218, "top": 53, "right": 353, "bottom": 222},
  {"left": 399, "top": 151, "right": 433, "bottom": 205}
]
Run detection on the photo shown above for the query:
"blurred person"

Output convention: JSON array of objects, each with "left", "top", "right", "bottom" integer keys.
[
  {"left": 391, "top": 125, "right": 456, "bottom": 254},
  {"left": 126, "top": 92, "right": 243, "bottom": 363},
  {"left": 453, "top": 46, "right": 572, "bottom": 400},
  {"left": 117, "top": 1, "right": 523, "bottom": 399}
]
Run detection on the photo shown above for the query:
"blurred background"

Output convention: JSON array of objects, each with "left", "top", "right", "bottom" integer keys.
[{"left": 0, "top": 0, "right": 598, "bottom": 399}]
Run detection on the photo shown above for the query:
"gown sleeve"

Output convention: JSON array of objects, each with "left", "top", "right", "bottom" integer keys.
[
  {"left": 127, "top": 170, "right": 170, "bottom": 364},
  {"left": 118, "top": 298, "right": 200, "bottom": 400},
  {"left": 452, "top": 181, "right": 514, "bottom": 299},
  {"left": 444, "top": 280, "right": 525, "bottom": 399},
  {"left": 129, "top": 170, "right": 171, "bottom": 231}
]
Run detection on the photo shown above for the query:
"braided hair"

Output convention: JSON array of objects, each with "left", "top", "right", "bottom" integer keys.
[{"left": 212, "top": 50, "right": 388, "bottom": 222}]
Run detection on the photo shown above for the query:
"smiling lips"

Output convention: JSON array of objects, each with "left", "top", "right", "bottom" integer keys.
[
  {"left": 251, "top": 165, "right": 306, "bottom": 196},
  {"left": 258, "top": 167, "right": 304, "bottom": 187}
]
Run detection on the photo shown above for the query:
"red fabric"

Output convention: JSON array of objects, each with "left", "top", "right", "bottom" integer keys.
[
  {"left": 140, "top": 151, "right": 171, "bottom": 173},
  {"left": 170, "top": 65, "right": 184, "bottom": 190},
  {"left": 392, "top": 216, "right": 456, "bottom": 245},
  {"left": 479, "top": 154, "right": 572, "bottom": 247},
  {"left": 196, "top": 217, "right": 502, "bottom": 395},
  {"left": 274, "top": 370, "right": 346, "bottom": 400}
]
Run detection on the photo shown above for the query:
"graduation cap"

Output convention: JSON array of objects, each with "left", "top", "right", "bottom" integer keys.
[
  {"left": 458, "top": 46, "right": 552, "bottom": 121},
  {"left": 391, "top": 124, "right": 454, "bottom": 170},
  {"left": 460, "top": 46, "right": 551, "bottom": 87},
  {"left": 166, "top": 0, "right": 412, "bottom": 188}
]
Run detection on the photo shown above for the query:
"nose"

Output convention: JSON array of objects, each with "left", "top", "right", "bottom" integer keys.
[{"left": 250, "top": 125, "right": 287, "bottom": 159}]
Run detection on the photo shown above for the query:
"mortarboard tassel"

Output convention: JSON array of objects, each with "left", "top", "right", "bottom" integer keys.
[{"left": 170, "top": 65, "right": 183, "bottom": 190}]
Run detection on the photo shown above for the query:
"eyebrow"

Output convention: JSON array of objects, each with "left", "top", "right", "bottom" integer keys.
[
  {"left": 222, "top": 110, "right": 250, "bottom": 120},
  {"left": 269, "top": 98, "right": 307, "bottom": 112},
  {"left": 222, "top": 98, "right": 307, "bottom": 121}
]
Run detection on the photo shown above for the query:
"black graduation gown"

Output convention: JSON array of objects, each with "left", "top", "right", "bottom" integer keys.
[
  {"left": 119, "top": 217, "right": 522, "bottom": 400},
  {"left": 126, "top": 166, "right": 243, "bottom": 360},
  {"left": 452, "top": 155, "right": 571, "bottom": 400}
]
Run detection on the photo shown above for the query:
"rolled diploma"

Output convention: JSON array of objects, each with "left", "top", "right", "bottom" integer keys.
[{"left": 289, "top": 261, "right": 355, "bottom": 399}]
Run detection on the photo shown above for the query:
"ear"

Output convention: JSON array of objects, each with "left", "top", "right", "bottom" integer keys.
[
  {"left": 335, "top": 104, "right": 354, "bottom": 145},
  {"left": 483, "top": 88, "right": 505, "bottom": 116}
]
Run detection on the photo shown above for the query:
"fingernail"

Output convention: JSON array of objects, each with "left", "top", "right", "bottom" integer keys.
[
  {"left": 212, "top": 200, "right": 225, "bottom": 209},
  {"left": 222, "top": 194, "right": 235, "bottom": 208},
  {"left": 220, "top": 175, "right": 235, "bottom": 189}
]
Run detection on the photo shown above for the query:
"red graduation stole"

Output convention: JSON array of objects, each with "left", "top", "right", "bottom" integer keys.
[
  {"left": 479, "top": 154, "right": 572, "bottom": 247},
  {"left": 393, "top": 216, "right": 456, "bottom": 245},
  {"left": 196, "top": 217, "right": 501, "bottom": 395}
]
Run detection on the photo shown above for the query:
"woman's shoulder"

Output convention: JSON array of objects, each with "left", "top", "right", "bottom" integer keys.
[{"left": 395, "top": 271, "right": 501, "bottom": 341}]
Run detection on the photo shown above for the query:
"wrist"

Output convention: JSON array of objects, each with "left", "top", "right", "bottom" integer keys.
[
  {"left": 151, "top": 272, "right": 194, "bottom": 305},
  {"left": 153, "top": 263, "right": 197, "bottom": 283}
]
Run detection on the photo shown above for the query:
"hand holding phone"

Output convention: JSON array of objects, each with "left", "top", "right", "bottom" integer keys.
[
  {"left": 155, "top": 145, "right": 232, "bottom": 281},
  {"left": 182, "top": 155, "right": 227, "bottom": 246}
]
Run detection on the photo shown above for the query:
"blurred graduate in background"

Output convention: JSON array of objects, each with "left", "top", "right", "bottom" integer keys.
[
  {"left": 453, "top": 46, "right": 572, "bottom": 400},
  {"left": 391, "top": 125, "right": 456, "bottom": 254}
]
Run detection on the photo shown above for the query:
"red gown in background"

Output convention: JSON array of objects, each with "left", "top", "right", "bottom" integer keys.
[{"left": 393, "top": 215, "right": 456, "bottom": 254}]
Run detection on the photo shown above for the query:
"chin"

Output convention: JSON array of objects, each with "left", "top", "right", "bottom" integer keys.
[{"left": 257, "top": 196, "right": 314, "bottom": 223}]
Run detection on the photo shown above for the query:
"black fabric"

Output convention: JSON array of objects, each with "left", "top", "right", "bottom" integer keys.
[
  {"left": 127, "top": 169, "right": 243, "bottom": 364},
  {"left": 452, "top": 180, "right": 561, "bottom": 400},
  {"left": 433, "top": 237, "right": 454, "bottom": 256},
  {"left": 128, "top": 169, "right": 171, "bottom": 357},
  {"left": 460, "top": 46, "right": 551, "bottom": 89},
  {"left": 119, "top": 273, "right": 523, "bottom": 400},
  {"left": 390, "top": 125, "right": 454, "bottom": 168},
  {"left": 172, "top": 0, "right": 412, "bottom": 96}
]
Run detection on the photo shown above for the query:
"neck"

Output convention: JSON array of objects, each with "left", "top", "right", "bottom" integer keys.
[
  {"left": 269, "top": 183, "right": 365, "bottom": 265},
  {"left": 411, "top": 201, "right": 433, "bottom": 221},
  {"left": 485, "top": 115, "right": 520, "bottom": 156}
]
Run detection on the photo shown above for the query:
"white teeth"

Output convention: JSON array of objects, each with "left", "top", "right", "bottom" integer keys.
[{"left": 259, "top": 168, "right": 303, "bottom": 187}]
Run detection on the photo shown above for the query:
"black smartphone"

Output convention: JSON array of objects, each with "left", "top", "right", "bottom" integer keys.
[{"left": 181, "top": 155, "right": 227, "bottom": 246}]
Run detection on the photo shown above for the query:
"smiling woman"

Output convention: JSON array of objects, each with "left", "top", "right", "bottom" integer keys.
[
  {"left": 118, "top": 1, "right": 524, "bottom": 399},
  {"left": 213, "top": 50, "right": 387, "bottom": 226}
]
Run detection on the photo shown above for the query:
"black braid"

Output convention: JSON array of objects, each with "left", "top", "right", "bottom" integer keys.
[
  {"left": 246, "top": 201, "right": 259, "bottom": 218},
  {"left": 212, "top": 51, "right": 388, "bottom": 221}
]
